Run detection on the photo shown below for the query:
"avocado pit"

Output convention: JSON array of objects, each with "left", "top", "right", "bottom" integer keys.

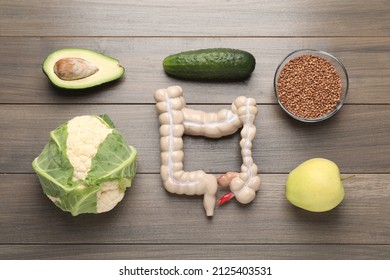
[
  {"left": 43, "top": 48, "right": 125, "bottom": 89},
  {"left": 54, "top": 57, "right": 99, "bottom": 81}
]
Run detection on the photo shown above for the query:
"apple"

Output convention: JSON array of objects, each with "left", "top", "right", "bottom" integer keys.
[{"left": 286, "top": 158, "right": 344, "bottom": 212}]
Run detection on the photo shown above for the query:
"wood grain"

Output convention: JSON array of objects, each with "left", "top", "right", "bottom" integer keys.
[
  {"left": 1, "top": 104, "right": 389, "bottom": 174},
  {"left": 0, "top": 174, "right": 389, "bottom": 245},
  {"left": 0, "top": 0, "right": 389, "bottom": 36},
  {"left": 0, "top": 37, "right": 389, "bottom": 104},
  {"left": 0, "top": 0, "right": 389, "bottom": 261},
  {"left": 1, "top": 245, "right": 389, "bottom": 260}
]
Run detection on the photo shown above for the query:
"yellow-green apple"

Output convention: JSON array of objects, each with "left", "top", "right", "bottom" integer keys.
[{"left": 286, "top": 158, "right": 344, "bottom": 212}]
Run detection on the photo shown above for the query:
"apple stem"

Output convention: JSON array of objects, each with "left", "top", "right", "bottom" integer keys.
[{"left": 341, "top": 174, "right": 356, "bottom": 181}]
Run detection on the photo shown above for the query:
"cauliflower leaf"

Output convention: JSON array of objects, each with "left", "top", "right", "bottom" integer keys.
[{"left": 32, "top": 115, "right": 137, "bottom": 216}]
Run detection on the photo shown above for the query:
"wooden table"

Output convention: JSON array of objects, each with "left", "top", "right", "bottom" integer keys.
[{"left": 0, "top": 0, "right": 389, "bottom": 260}]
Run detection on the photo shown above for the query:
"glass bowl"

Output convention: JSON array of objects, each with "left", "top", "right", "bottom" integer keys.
[{"left": 274, "top": 49, "right": 349, "bottom": 122}]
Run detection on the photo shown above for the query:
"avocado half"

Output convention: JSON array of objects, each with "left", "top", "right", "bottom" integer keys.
[{"left": 43, "top": 48, "right": 125, "bottom": 89}]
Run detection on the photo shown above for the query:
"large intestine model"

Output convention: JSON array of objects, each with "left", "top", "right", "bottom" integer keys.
[{"left": 154, "top": 85, "right": 261, "bottom": 216}]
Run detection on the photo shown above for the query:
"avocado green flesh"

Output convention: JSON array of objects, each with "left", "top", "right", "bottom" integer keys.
[
  {"left": 163, "top": 48, "right": 256, "bottom": 80},
  {"left": 43, "top": 48, "right": 124, "bottom": 89}
]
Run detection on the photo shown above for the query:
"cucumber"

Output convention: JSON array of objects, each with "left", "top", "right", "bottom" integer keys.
[{"left": 163, "top": 48, "right": 256, "bottom": 81}]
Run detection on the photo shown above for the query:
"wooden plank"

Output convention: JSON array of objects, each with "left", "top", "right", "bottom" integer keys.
[
  {"left": 0, "top": 174, "right": 389, "bottom": 244},
  {"left": 0, "top": 1, "right": 389, "bottom": 36},
  {"left": 1, "top": 244, "right": 389, "bottom": 260},
  {"left": 0, "top": 0, "right": 387, "bottom": 264},
  {"left": 1, "top": 104, "right": 389, "bottom": 174},
  {"left": 0, "top": 37, "right": 389, "bottom": 104}
]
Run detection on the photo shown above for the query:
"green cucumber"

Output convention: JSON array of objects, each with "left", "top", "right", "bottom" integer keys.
[{"left": 163, "top": 48, "right": 256, "bottom": 81}]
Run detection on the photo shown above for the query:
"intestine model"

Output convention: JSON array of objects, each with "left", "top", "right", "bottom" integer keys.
[{"left": 154, "top": 85, "right": 261, "bottom": 216}]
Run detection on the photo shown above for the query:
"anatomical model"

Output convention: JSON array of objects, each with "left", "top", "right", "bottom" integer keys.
[{"left": 154, "top": 86, "right": 261, "bottom": 216}]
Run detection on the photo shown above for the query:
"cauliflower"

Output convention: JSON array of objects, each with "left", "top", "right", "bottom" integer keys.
[{"left": 32, "top": 115, "right": 137, "bottom": 216}]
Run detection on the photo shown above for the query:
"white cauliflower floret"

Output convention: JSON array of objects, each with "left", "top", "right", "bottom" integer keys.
[
  {"left": 66, "top": 116, "right": 126, "bottom": 213},
  {"left": 97, "top": 180, "right": 126, "bottom": 213},
  {"left": 67, "top": 116, "right": 113, "bottom": 181},
  {"left": 32, "top": 114, "right": 137, "bottom": 216}
]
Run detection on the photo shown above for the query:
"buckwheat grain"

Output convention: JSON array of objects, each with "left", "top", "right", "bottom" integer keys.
[{"left": 277, "top": 55, "right": 341, "bottom": 119}]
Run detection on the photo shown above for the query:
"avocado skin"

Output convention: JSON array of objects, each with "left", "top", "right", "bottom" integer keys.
[
  {"left": 163, "top": 48, "right": 256, "bottom": 81},
  {"left": 42, "top": 48, "right": 124, "bottom": 90}
]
